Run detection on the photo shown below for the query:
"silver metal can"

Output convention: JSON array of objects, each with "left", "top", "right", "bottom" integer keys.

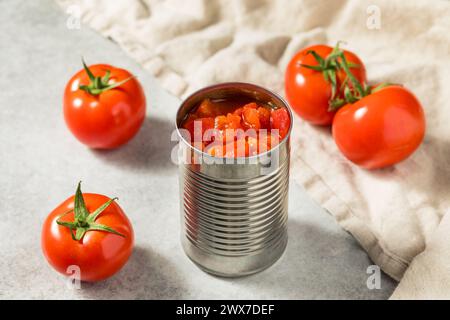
[{"left": 176, "top": 82, "right": 292, "bottom": 277}]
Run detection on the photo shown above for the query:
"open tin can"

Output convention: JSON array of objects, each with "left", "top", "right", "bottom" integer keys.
[{"left": 175, "top": 82, "right": 292, "bottom": 277}]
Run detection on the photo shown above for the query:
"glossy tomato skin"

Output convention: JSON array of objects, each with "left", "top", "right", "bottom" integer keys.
[
  {"left": 41, "top": 193, "right": 134, "bottom": 282},
  {"left": 332, "top": 86, "right": 425, "bottom": 169},
  {"left": 285, "top": 45, "right": 367, "bottom": 125},
  {"left": 64, "top": 64, "right": 146, "bottom": 149}
]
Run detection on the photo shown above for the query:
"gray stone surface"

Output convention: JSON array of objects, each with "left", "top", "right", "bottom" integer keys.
[{"left": 0, "top": 0, "right": 396, "bottom": 299}]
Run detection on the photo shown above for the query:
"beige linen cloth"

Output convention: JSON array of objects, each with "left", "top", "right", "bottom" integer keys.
[{"left": 56, "top": 0, "right": 450, "bottom": 298}]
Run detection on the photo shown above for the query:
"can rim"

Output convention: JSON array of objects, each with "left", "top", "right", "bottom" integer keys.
[{"left": 175, "top": 82, "right": 293, "bottom": 161}]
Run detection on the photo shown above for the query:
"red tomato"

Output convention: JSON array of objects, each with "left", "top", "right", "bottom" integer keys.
[
  {"left": 214, "top": 115, "right": 228, "bottom": 130},
  {"left": 64, "top": 62, "right": 146, "bottom": 149},
  {"left": 226, "top": 113, "right": 242, "bottom": 129},
  {"left": 332, "top": 86, "right": 425, "bottom": 169},
  {"left": 257, "top": 107, "right": 271, "bottom": 129},
  {"left": 243, "top": 102, "right": 258, "bottom": 109},
  {"left": 41, "top": 183, "right": 134, "bottom": 282},
  {"left": 270, "top": 108, "right": 291, "bottom": 139},
  {"left": 268, "top": 133, "right": 280, "bottom": 149},
  {"left": 242, "top": 104, "right": 261, "bottom": 130},
  {"left": 233, "top": 107, "right": 244, "bottom": 117},
  {"left": 196, "top": 98, "right": 217, "bottom": 118},
  {"left": 206, "top": 138, "right": 249, "bottom": 157},
  {"left": 246, "top": 136, "right": 259, "bottom": 156},
  {"left": 183, "top": 117, "right": 215, "bottom": 143},
  {"left": 285, "top": 44, "right": 367, "bottom": 125}
]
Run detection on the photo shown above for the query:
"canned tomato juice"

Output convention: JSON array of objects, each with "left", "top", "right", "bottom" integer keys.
[{"left": 176, "top": 82, "right": 292, "bottom": 277}]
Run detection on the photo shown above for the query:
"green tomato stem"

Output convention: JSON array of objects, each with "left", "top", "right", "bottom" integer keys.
[
  {"left": 300, "top": 42, "right": 367, "bottom": 111},
  {"left": 56, "top": 181, "right": 125, "bottom": 241},
  {"left": 78, "top": 58, "right": 135, "bottom": 96}
]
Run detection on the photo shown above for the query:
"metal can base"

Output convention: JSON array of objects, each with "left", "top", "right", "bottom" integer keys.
[{"left": 182, "top": 234, "right": 288, "bottom": 278}]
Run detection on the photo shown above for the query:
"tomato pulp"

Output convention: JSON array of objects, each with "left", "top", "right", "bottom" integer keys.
[{"left": 180, "top": 98, "right": 291, "bottom": 157}]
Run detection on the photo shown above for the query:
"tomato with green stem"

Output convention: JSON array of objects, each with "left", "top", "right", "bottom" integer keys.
[
  {"left": 64, "top": 60, "right": 146, "bottom": 149},
  {"left": 284, "top": 43, "right": 367, "bottom": 125},
  {"left": 331, "top": 51, "right": 426, "bottom": 169},
  {"left": 332, "top": 85, "right": 426, "bottom": 169},
  {"left": 41, "top": 182, "right": 134, "bottom": 282}
]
